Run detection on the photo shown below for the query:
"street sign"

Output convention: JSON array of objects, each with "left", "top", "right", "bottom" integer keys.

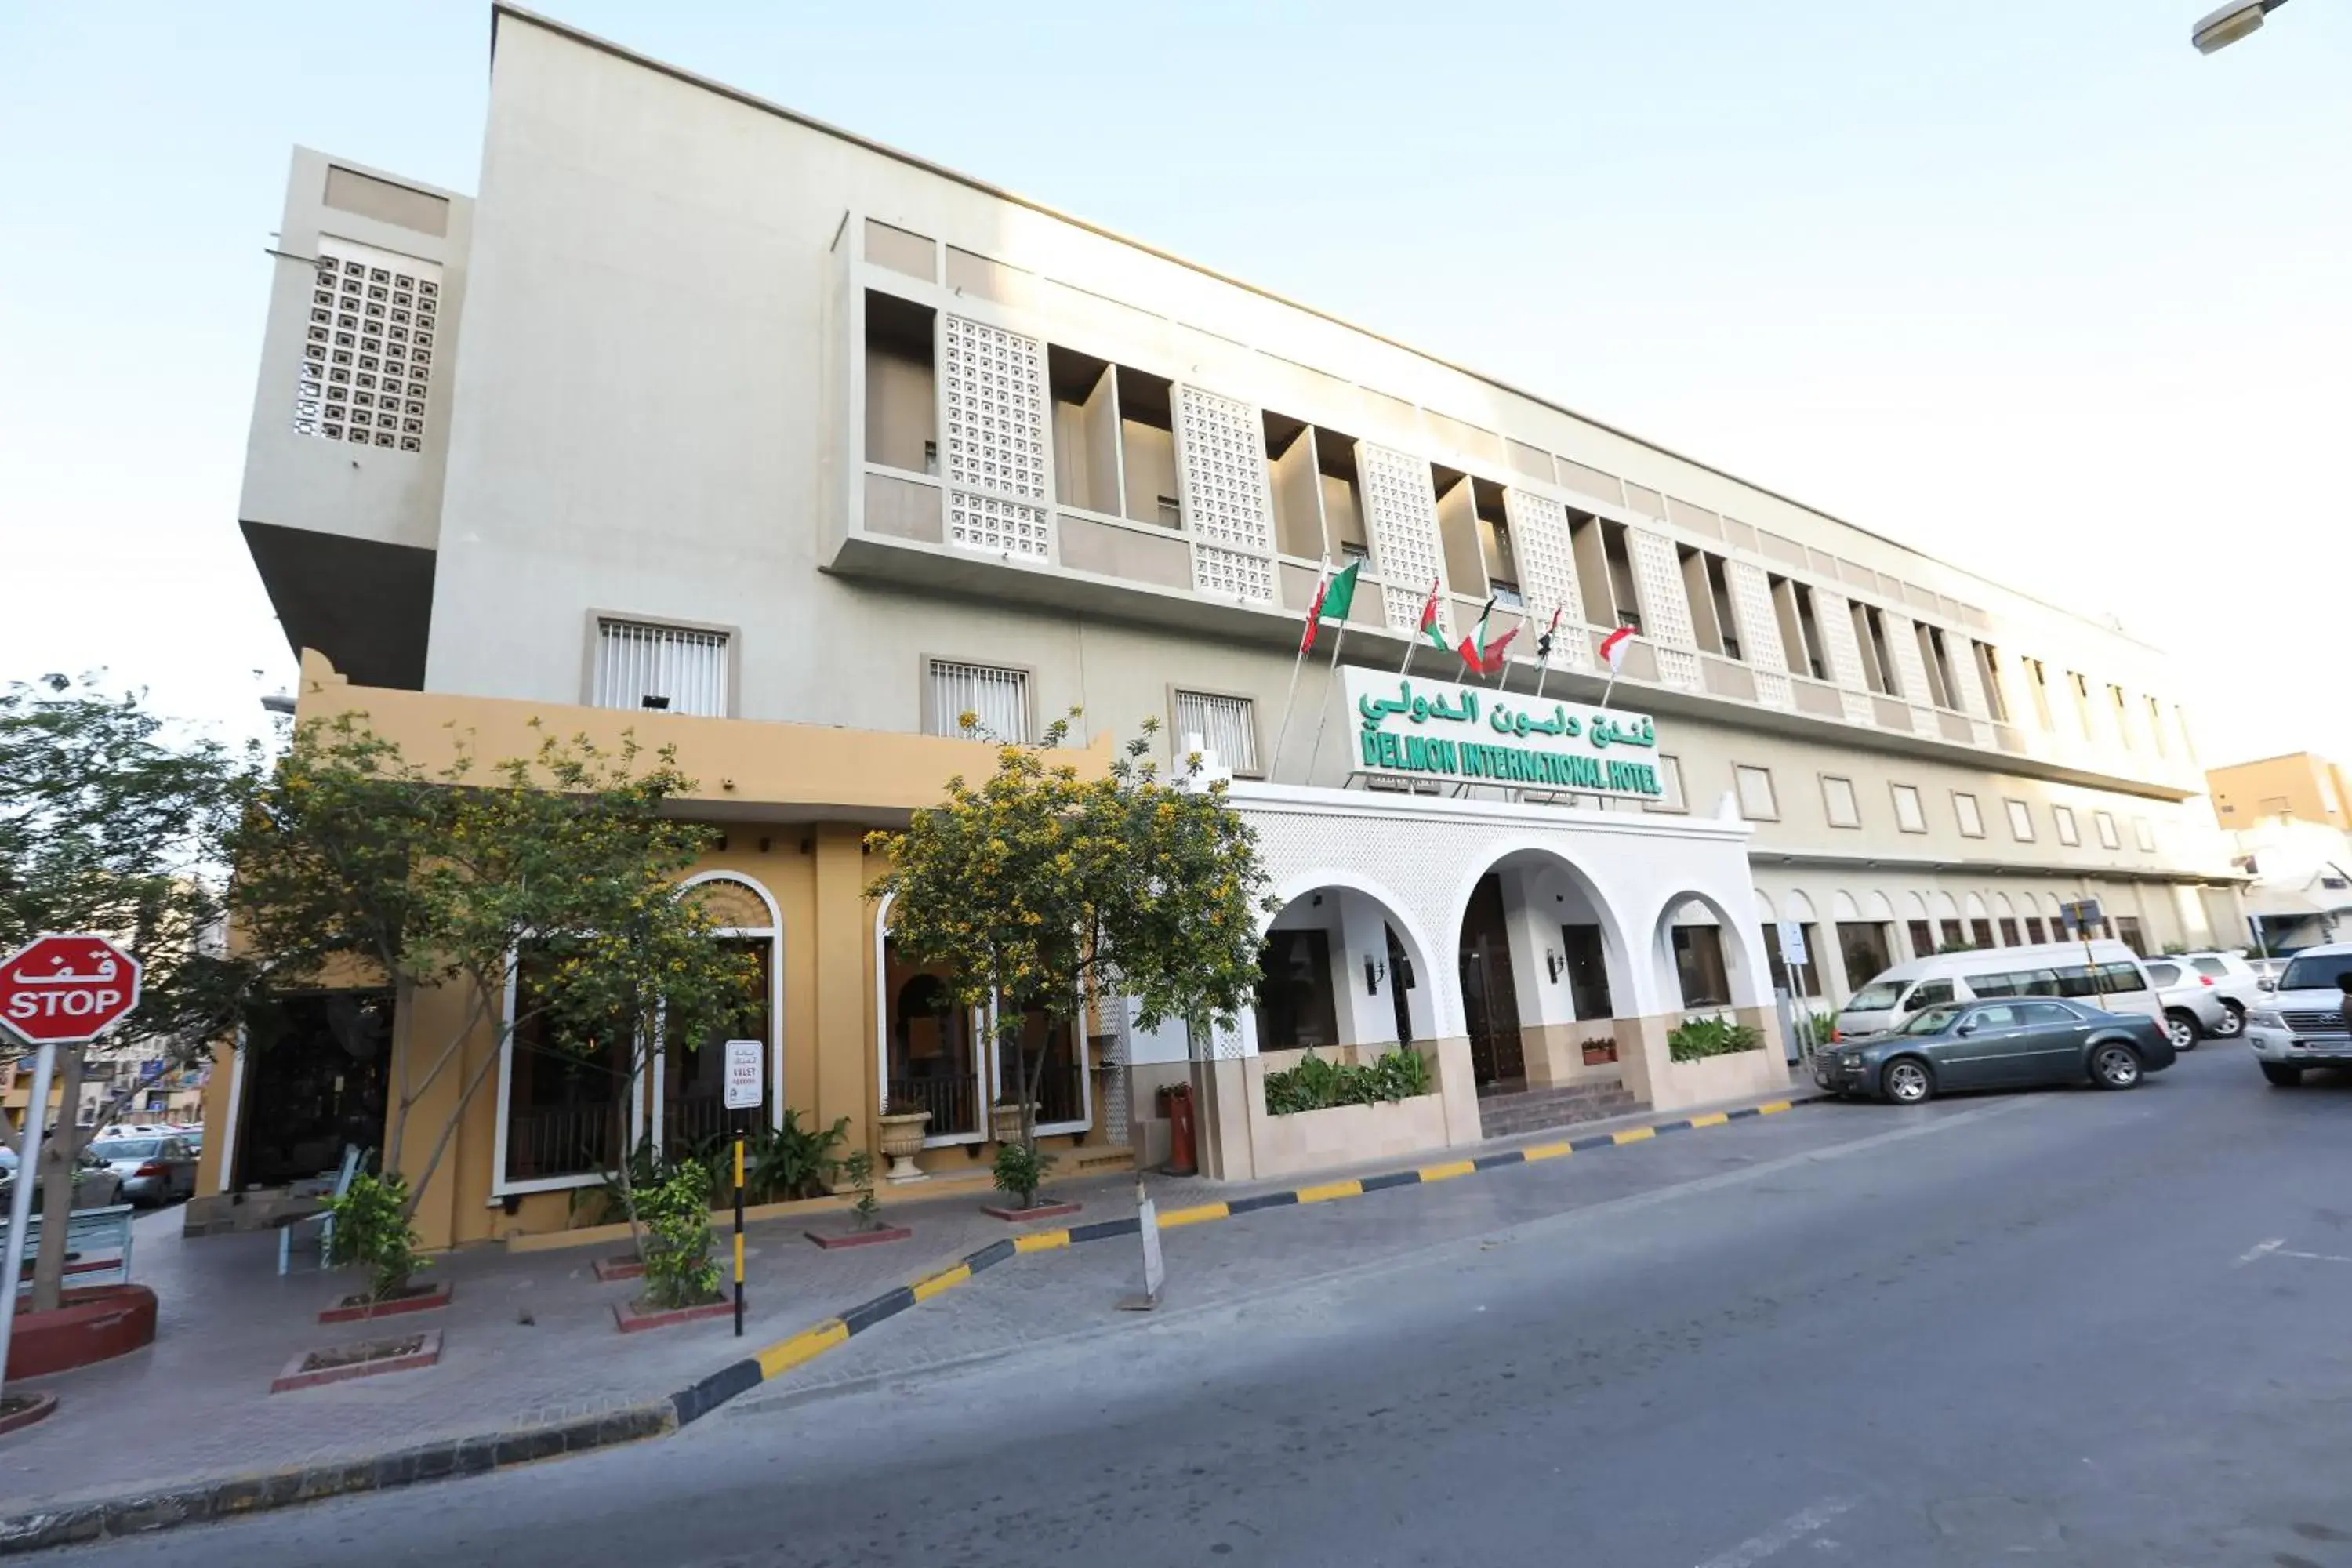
[
  {"left": 1777, "top": 920, "right": 1809, "bottom": 967},
  {"left": 721, "top": 1038, "right": 764, "bottom": 1110},
  {"left": 0, "top": 933, "right": 142, "bottom": 1047}
]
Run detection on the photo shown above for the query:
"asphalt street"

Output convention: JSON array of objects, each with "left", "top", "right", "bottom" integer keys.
[{"left": 54, "top": 1043, "right": 2352, "bottom": 1567}]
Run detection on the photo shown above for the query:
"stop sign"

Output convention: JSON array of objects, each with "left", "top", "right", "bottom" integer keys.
[{"left": 0, "top": 933, "right": 143, "bottom": 1047}]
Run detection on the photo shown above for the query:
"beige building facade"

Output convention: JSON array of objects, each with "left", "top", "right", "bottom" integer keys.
[{"left": 209, "top": 8, "right": 2245, "bottom": 1242}]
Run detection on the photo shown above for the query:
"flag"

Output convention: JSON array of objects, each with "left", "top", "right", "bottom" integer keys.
[
  {"left": 1534, "top": 605, "right": 1563, "bottom": 663},
  {"left": 1597, "top": 625, "right": 1637, "bottom": 673},
  {"left": 1416, "top": 577, "right": 1446, "bottom": 650},
  {"left": 1457, "top": 596, "right": 1519, "bottom": 676},
  {"left": 1299, "top": 560, "right": 1361, "bottom": 654}
]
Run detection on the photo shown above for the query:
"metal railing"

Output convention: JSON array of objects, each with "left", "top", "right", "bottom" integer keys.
[{"left": 506, "top": 1104, "right": 622, "bottom": 1181}]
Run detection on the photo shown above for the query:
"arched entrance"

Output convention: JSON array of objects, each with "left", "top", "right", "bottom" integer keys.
[
  {"left": 1254, "top": 880, "right": 1439, "bottom": 1058},
  {"left": 1446, "top": 848, "right": 1634, "bottom": 1092},
  {"left": 873, "top": 891, "right": 986, "bottom": 1145}
]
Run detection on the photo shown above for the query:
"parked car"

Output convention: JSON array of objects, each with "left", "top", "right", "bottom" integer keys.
[
  {"left": 2138, "top": 956, "right": 2232, "bottom": 1049},
  {"left": 2242, "top": 943, "right": 2352, "bottom": 1087},
  {"left": 2173, "top": 950, "right": 2267, "bottom": 1036},
  {"left": 1814, "top": 996, "right": 2174, "bottom": 1103},
  {"left": 0, "top": 1145, "right": 125, "bottom": 1210},
  {"left": 84, "top": 1134, "right": 198, "bottom": 1207},
  {"left": 1834, "top": 940, "right": 2164, "bottom": 1038}
]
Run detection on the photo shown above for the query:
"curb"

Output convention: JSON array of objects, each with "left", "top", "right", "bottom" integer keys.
[
  {"left": 0, "top": 1090, "right": 1819, "bottom": 1552},
  {"left": 0, "top": 1403, "right": 674, "bottom": 1555}
]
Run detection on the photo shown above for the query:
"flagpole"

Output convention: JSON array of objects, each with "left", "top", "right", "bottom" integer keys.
[
  {"left": 1304, "top": 619, "right": 1352, "bottom": 785},
  {"left": 1269, "top": 561, "right": 1327, "bottom": 780},
  {"left": 1398, "top": 575, "right": 1438, "bottom": 677}
]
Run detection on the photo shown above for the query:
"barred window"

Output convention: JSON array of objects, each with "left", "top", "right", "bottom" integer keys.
[
  {"left": 927, "top": 659, "right": 1029, "bottom": 742},
  {"left": 1172, "top": 690, "right": 1260, "bottom": 775},
  {"left": 593, "top": 619, "right": 728, "bottom": 717}
]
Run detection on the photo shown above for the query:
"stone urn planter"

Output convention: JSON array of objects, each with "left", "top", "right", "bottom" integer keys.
[
  {"left": 877, "top": 1109, "right": 931, "bottom": 1183},
  {"left": 990, "top": 1102, "right": 1039, "bottom": 1145}
]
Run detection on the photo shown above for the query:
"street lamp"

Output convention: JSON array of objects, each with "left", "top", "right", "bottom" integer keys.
[{"left": 2192, "top": 0, "right": 2287, "bottom": 54}]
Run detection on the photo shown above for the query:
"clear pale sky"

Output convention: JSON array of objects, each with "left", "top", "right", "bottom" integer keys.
[{"left": 3, "top": 2, "right": 2345, "bottom": 768}]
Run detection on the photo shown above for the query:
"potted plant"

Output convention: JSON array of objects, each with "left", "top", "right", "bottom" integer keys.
[
  {"left": 321, "top": 1169, "right": 434, "bottom": 1314},
  {"left": 991, "top": 1138, "right": 1056, "bottom": 1212},
  {"left": 875, "top": 1106, "right": 931, "bottom": 1183},
  {"left": 1581, "top": 1036, "right": 1618, "bottom": 1065},
  {"left": 990, "top": 1098, "right": 1040, "bottom": 1146}
]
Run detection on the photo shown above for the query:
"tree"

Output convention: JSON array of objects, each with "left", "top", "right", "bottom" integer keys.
[
  {"left": 228, "top": 713, "right": 759, "bottom": 1230},
  {"left": 866, "top": 715, "right": 1272, "bottom": 1200},
  {"left": 1, "top": 673, "right": 263, "bottom": 1311}
]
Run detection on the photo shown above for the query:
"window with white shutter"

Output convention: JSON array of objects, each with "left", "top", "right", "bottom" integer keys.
[
  {"left": 1171, "top": 690, "right": 1260, "bottom": 776},
  {"left": 1733, "top": 764, "right": 1778, "bottom": 821},
  {"left": 927, "top": 659, "right": 1030, "bottom": 742},
  {"left": 592, "top": 619, "right": 730, "bottom": 717}
]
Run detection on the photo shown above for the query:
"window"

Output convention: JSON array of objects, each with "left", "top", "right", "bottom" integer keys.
[
  {"left": 2189, "top": 956, "right": 2230, "bottom": 978},
  {"left": 1952, "top": 792, "right": 1985, "bottom": 838},
  {"left": 1853, "top": 604, "right": 1900, "bottom": 696},
  {"left": 1915, "top": 624, "right": 1956, "bottom": 709},
  {"left": 1705, "top": 554, "right": 1742, "bottom": 660},
  {"left": 1973, "top": 641, "right": 2010, "bottom": 723},
  {"left": 927, "top": 658, "right": 1030, "bottom": 742},
  {"left": 504, "top": 949, "right": 629, "bottom": 1184},
  {"left": 2132, "top": 817, "right": 2155, "bottom": 852},
  {"left": 1256, "top": 929, "right": 1340, "bottom": 1051},
  {"left": 2094, "top": 810, "right": 2120, "bottom": 849},
  {"left": 1969, "top": 917, "right": 1994, "bottom": 949},
  {"left": 2109, "top": 685, "right": 2133, "bottom": 748},
  {"left": 593, "top": 618, "right": 730, "bottom": 717},
  {"left": 1891, "top": 783, "right": 1927, "bottom": 834},
  {"left": 1905, "top": 979, "right": 1956, "bottom": 1009},
  {"left": 1837, "top": 921, "right": 1894, "bottom": 988},
  {"left": 1762, "top": 924, "right": 1823, "bottom": 999},
  {"left": 1644, "top": 754, "right": 1687, "bottom": 813},
  {"left": 2145, "top": 695, "right": 2167, "bottom": 757},
  {"left": 1671, "top": 925, "right": 1732, "bottom": 1008},
  {"left": 2022, "top": 657, "right": 2054, "bottom": 731},
  {"left": 866, "top": 291, "right": 939, "bottom": 475},
  {"left": 1172, "top": 690, "right": 1261, "bottom": 776},
  {"left": 1788, "top": 580, "right": 1829, "bottom": 679},
  {"left": 1734, "top": 764, "right": 1778, "bottom": 820},
  {"left": 1906, "top": 919, "right": 1935, "bottom": 959},
  {"left": 1820, "top": 775, "right": 1860, "bottom": 829},
  {"left": 1998, "top": 917, "right": 2020, "bottom": 946},
  {"left": 2004, "top": 798, "right": 2035, "bottom": 841},
  {"left": 2069, "top": 671, "right": 2095, "bottom": 739},
  {"left": 2053, "top": 805, "right": 2080, "bottom": 846},
  {"left": 2024, "top": 916, "right": 2047, "bottom": 943}
]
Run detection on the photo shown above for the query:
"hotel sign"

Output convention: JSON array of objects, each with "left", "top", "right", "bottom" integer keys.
[{"left": 1343, "top": 669, "right": 1667, "bottom": 801}]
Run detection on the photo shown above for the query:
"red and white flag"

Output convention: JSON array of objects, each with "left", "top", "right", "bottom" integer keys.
[{"left": 1597, "top": 625, "right": 1637, "bottom": 673}]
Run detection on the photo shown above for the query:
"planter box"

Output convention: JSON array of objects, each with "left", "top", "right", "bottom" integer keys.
[
  {"left": 271, "top": 1330, "right": 443, "bottom": 1393},
  {"left": 318, "top": 1281, "right": 451, "bottom": 1323},
  {"left": 804, "top": 1224, "right": 913, "bottom": 1250},
  {"left": 1245, "top": 1091, "right": 1451, "bottom": 1180},
  {"left": 592, "top": 1254, "right": 645, "bottom": 1283},
  {"left": 1650, "top": 1046, "right": 1788, "bottom": 1112},
  {"left": 4, "top": 1285, "right": 158, "bottom": 1380},
  {"left": 980, "top": 1200, "right": 1082, "bottom": 1222},
  {"left": 612, "top": 1296, "right": 733, "bottom": 1334},
  {"left": 0, "top": 1393, "right": 58, "bottom": 1437}
]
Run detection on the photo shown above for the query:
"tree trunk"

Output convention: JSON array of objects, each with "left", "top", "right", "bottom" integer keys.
[
  {"left": 397, "top": 1029, "right": 509, "bottom": 1226},
  {"left": 30, "top": 1047, "right": 86, "bottom": 1312}
]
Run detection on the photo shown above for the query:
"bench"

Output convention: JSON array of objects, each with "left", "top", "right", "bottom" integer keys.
[
  {"left": 5, "top": 1204, "right": 137, "bottom": 1292},
  {"left": 275, "top": 1143, "right": 362, "bottom": 1276}
]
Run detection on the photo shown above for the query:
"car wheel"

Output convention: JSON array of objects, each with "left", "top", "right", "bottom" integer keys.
[
  {"left": 2162, "top": 1011, "right": 2198, "bottom": 1053},
  {"left": 2092, "top": 1042, "right": 2143, "bottom": 1090},
  {"left": 1882, "top": 1057, "right": 1936, "bottom": 1105},
  {"left": 2260, "top": 1062, "right": 2303, "bottom": 1087},
  {"left": 2211, "top": 1002, "right": 2245, "bottom": 1039}
]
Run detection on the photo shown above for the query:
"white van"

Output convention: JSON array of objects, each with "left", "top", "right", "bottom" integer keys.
[{"left": 1835, "top": 940, "right": 2162, "bottom": 1039}]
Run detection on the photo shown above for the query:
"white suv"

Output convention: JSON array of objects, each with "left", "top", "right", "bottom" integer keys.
[
  {"left": 2140, "top": 956, "right": 2232, "bottom": 1049},
  {"left": 2175, "top": 950, "right": 2267, "bottom": 1036},
  {"left": 2243, "top": 943, "right": 2352, "bottom": 1087}
]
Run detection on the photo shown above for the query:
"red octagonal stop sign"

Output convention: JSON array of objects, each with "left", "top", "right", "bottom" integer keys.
[{"left": 0, "top": 933, "right": 143, "bottom": 1047}]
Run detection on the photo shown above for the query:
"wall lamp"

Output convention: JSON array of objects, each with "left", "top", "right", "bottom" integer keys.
[
  {"left": 1545, "top": 948, "right": 1565, "bottom": 984},
  {"left": 1363, "top": 956, "right": 1386, "bottom": 995}
]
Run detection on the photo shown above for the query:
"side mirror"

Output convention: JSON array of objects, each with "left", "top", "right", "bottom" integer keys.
[
  {"left": 1955, "top": 1022, "right": 1978, "bottom": 1036},
  {"left": 2258, "top": 977, "right": 2277, "bottom": 992}
]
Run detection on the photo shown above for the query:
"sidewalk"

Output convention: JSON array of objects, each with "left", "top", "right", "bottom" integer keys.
[{"left": 0, "top": 1073, "right": 1820, "bottom": 1544}]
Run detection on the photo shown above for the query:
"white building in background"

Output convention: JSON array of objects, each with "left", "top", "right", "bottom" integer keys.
[{"left": 223, "top": 7, "right": 2245, "bottom": 1192}]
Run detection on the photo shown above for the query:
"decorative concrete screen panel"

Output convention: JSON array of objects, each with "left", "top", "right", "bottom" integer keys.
[
  {"left": 1809, "top": 587, "right": 1878, "bottom": 725},
  {"left": 942, "top": 314, "right": 1051, "bottom": 558},
  {"left": 1723, "top": 559, "right": 1793, "bottom": 710},
  {"left": 1627, "top": 529, "right": 1702, "bottom": 692},
  {"left": 1357, "top": 441, "right": 1449, "bottom": 639},
  {"left": 1502, "top": 488, "right": 1590, "bottom": 670},
  {"left": 296, "top": 237, "right": 441, "bottom": 452},
  {"left": 1173, "top": 384, "right": 1276, "bottom": 601}
]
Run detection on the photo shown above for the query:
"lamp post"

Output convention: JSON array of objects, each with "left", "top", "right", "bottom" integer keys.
[{"left": 2191, "top": 0, "right": 2288, "bottom": 54}]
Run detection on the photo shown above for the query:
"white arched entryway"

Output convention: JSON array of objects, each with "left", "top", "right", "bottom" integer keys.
[
  {"left": 1439, "top": 845, "right": 1640, "bottom": 1090},
  {"left": 663, "top": 871, "right": 786, "bottom": 1151},
  {"left": 1648, "top": 889, "right": 1770, "bottom": 1015},
  {"left": 1254, "top": 869, "right": 1443, "bottom": 1061}
]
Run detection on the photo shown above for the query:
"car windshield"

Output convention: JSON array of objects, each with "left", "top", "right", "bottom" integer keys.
[
  {"left": 1900, "top": 1004, "right": 1967, "bottom": 1036},
  {"left": 90, "top": 1138, "right": 159, "bottom": 1160},
  {"left": 2279, "top": 953, "right": 2352, "bottom": 994},
  {"left": 1845, "top": 982, "right": 1907, "bottom": 1011}
]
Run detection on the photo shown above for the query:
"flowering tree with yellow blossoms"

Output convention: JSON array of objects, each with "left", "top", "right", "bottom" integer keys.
[{"left": 866, "top": 714, "right": 1273, "bottom": 1200}]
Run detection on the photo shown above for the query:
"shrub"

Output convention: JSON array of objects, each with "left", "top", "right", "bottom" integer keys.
[
  {"left": 746, "top": 1111, "right": 850, "bottom": 1203},
  {"left": 843, "top": 1149, "right": 880, "bottom": 1231},
  {"left": 1667, "top": 1015, "right": 1764, "bottom": 1062},
  {"left": 992, "top": 1139, "right": 1055, "bottom": 1210},
  {"left": 324, "top": 1170, "right": 426, "bottom": 1301},
  {"left": 639, "top": 1161, "right": 721, "bottom": 1309},
  {"left": 1261, "top": 1046, "right": 1433, "bottom": 1115}
]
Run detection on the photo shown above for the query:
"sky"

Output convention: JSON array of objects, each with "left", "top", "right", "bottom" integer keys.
[{"left": 2, "top": 2, "right": 2346, "bottom": 769}]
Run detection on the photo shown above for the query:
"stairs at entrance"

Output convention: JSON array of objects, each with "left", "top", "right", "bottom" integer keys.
[{"left": 1474, "top": 1079, "right": 1642, "bottom": 1139}]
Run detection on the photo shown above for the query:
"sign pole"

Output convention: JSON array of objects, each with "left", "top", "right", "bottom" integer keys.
[
  {"left": 732, "top": 1112, "right": 746, "bottom": 1338},
  {"left": 0, "top": 1044, "right": 57, "bottom": 1400}
]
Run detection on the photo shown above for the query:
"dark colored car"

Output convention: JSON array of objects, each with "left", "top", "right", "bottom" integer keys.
[{"left": 1813, "top": 997, "right": 2175, "bottom": 1104}]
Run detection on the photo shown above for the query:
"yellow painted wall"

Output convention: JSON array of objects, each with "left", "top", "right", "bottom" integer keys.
[{"left": 2209, "top": 752, "right": 2350, "bottom": 830}]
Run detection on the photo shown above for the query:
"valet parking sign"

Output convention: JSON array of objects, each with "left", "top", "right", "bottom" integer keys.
[{"left": 1343, "top": 667, "right": 1668, "bottom": 802}]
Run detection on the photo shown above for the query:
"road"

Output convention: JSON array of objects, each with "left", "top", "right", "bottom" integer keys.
[{"left": 55, "top": 1044, "right": 2352, "bottom": 1566}]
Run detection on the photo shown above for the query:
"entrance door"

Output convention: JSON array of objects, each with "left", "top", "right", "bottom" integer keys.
[{"left": 1460, "top": 874, "right": 1525, "bottom": 1086}]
